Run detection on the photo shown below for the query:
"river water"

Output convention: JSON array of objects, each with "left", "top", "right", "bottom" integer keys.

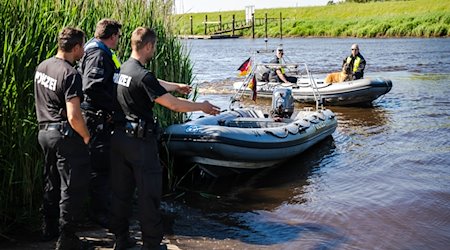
[{"left": 164, "top": 38, "right": 450, "bottom": 249}]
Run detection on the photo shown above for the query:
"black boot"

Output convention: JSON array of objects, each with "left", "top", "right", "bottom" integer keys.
[
  {"left": 141, "top": 243, "right": 167, "bottom": 250},
  {"left": 113, "top": 234, "right": 137, "bottom": 250},
  {"left": 41, "top": 219, "right": 59, "bottom": 241},
  {"left": 55, "top": 231, "right": 82, "bottom": 250}
]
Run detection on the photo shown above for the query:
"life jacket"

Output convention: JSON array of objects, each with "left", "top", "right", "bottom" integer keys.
[{"left": 346, "top": 56, "right": 361, "bottom": 73}]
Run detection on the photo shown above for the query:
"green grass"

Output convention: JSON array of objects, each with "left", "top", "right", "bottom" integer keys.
[
  {"left": 174, "top": 0, "right": 450, "bottom": 37},
  {"left": 0, "top": 0, "right": 192, "bottom": 235}
]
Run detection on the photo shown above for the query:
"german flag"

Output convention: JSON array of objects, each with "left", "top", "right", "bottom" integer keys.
[
  {"left": 237, "top": 57, "right": 251, "bottom": 76},
  {"left": 248, "top": 75, "right": 257, "bottom": 102}
]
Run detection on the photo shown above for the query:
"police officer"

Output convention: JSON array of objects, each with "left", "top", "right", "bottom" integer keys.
[
  {"left": 343, "top": 43, "right": 366, "bottom": 80},
  {"left": 34, "top": 27, "right": 90, "bottom": 249},
  {"left": 110, "top": 27, "right": 220, "bottom": 250},
  {"left": 78, "top": 18, "right": 122, "bottom": 227}
]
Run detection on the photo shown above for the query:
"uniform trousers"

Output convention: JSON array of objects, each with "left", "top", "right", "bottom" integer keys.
[
  {"left": 110, "top": 129, "right": 163, "bottom": 248},
  {"left": 84, "top": 111, "right": 112, "bottom": 219},
  {"left": 38, "top": 128, "right": 90, "bottom": 233}
]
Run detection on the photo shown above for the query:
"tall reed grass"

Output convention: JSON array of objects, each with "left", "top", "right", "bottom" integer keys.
[
  {"left": 175, "top": 0, "right": 450, "bottom": 37},
  {"left": 0, "top": 0, "right": 192, "bottom": 234}
]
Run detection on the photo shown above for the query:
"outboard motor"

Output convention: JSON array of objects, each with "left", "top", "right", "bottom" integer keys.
[{"left": 271, "top": 87, "right": 294, "bottom": 118}]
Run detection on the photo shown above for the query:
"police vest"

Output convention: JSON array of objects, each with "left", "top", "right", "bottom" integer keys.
[
  {"left": 84, "top": 38, "right": 121, "bottom": 69},
  {"left": 346, "top": 56, "right": 361, "bottom": 73},
  {"left": 85, "top": 38, "right": 121, "bottom": 83}
]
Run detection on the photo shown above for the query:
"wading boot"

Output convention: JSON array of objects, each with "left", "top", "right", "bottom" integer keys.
[
  {"left": 113, "top": 234, "right": 137, "bottom": 250},
  {"left": 41, "top": 219, "right": 59, "bottom": 241}
]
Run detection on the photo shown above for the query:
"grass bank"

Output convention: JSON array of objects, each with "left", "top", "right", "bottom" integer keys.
[
  {"left": 174, "top": 0, "right": 450, "bottom": 37},
  {"left": 0, "top": 0, "right": 191, "bottom": 235}
]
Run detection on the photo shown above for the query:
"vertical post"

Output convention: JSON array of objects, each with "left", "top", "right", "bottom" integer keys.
[
  {"left": 219, "top": 15, "right": 222, "bottom": 31},
  {"left": 280, "top": 12, "right": 283, "bottom": 39},
  {"left": 232, "top": 14, "right": 235, "bottom": 36},
  {"left": 265, "top": 13, "right": 268, "bottom": 39},
  {"left": 204, "top": 15, "right": 208, "bottom": 35},
  {"left": 252, "top": 13, "right": 255, "bottom": 39},
  {"left": 190, "top": 16, "right": 193, "bottom": 35}
]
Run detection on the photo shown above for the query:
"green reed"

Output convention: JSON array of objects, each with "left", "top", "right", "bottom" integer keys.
[{"left": 0, "top": 0, "right": 192, "bottom": 234}]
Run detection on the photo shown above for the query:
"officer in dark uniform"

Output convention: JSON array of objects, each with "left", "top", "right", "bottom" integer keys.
[
  {"left": 34, "top": 27, "right": 91, "bottom": 249},
  {"left": 110, "top": 27, "right": 220, "bottom": 250},
  {"left": 78, "top": 18, "right": 122, "bottom": 227},
  {"left": 343, "top": 43, "right": 366, "bottom": 80}
]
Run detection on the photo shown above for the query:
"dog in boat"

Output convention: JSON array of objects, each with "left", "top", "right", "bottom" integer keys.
[{"left": 324, "top": 63, "right": 353, "bottom": 84}]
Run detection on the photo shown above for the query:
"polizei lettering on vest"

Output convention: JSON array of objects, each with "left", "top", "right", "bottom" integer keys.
[
  {"left": 117, "top": 74, "right": 132, "bottom": 87},
  {"left": 35, "top": 71, "right": 57, "bottom": 91}
]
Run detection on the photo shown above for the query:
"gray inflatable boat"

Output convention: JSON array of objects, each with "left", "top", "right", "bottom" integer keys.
[{"left": 163, "top": 88, "right": 337, "bottom": 173}]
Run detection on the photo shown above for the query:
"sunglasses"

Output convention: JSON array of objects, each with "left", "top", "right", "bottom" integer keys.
[{"left": 351, "top": 48, "right": 358, "bottom": 51}]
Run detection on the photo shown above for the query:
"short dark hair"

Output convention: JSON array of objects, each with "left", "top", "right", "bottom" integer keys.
[
  {"left": 94, "top": 18, "right": 122, "bottom": 39},
  {"left": 58, "top": 27, "right": 85, "bottom": 52},
  {"left": 131, "top": 27, "right": 156, "bottom": 51}
]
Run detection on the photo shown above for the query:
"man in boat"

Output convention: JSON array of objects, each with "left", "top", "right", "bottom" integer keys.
[
  {"left": 343, "top": 44, "right": 366, "bottom": 80},
  {"left": 110, "top": 27, "right": 219, "bottom": 250},
  {"left": 268, "top": 46, "right": 297, "bottom": 84}
]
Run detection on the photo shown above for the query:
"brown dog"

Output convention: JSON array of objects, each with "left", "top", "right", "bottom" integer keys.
[{"left": 324, "top": 63, "right": 353, "bottom": 84}]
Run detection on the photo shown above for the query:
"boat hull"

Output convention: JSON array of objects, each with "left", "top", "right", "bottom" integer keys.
[
  {"left": 163, "top": 109, "right": 337, "bottom": 170},
  {"left": 234, "top": 77, "right": 392, "bottom": 106}
]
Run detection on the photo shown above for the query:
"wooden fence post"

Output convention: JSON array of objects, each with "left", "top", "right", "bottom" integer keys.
[
  {"left": 190, "top": 16, "right": 193, "bottom": 35},
  {"left": 280, "top": 12, "right": 283, "bottom": 39},
  {"left": 265, "top": 13, "right": 268, "bottom": 39},
  {"left": 232, "top": 14, "right": 235, "bottom": 36},
  {"left": 252, "top": 13, "right": 255, "bottom": 39},
  {"left": 219, "top": 15, "right": 222, "bottom": 31},
  {"left": 204, "top": 15, "right": 207, "bottom": 35}
]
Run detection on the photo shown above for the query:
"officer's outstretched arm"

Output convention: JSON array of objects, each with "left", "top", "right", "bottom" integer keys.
[
  {"left": 66, "top": 97, "right": 91, "bottom": 144},
  {"left": 155, "top": 93, "right": 220, "bottom": 115},
  {"left": 158, "top": 79, "right": 192, "bottom": 95}
]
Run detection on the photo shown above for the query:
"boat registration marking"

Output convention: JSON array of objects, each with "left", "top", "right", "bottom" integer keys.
[
  {"left": 314, "top": 122, "right": 327, "bottom": 130},
  {"left": 185, "top": 125, "right": 201, "bottom": 133}
]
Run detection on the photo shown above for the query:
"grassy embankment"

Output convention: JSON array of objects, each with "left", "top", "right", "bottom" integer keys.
[
  {"left": 0, "top": 0, "right": 191, "bottom": 235},
  {"left": 174, "top": 0, "right": 450, "bottom": 37}
]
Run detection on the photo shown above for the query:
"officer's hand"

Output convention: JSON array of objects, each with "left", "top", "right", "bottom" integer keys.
[
  {"left": 202, "top": 101, "right": 220, "bottom": 115},
  {"left": 177, "top": 84, "right": 192, "bottom": 95},
  {"left": 83, "top": 136, "right": 91, "bottom": 145}
]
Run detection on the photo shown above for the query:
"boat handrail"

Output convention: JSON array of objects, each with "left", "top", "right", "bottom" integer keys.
[
  {"left": 230, "top": 53, "right": 324, "bottom": 111},
  {"left": 300, "top": 62, "right": 323, "bottom": 110}
]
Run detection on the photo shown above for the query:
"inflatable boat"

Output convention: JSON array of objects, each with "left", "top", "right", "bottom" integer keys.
[
  {"left": 233, "top": 58, "right": 392, "bottom": 106},
  {"left": 233, "top": 77, "right": 393, "bottom": 106},
  {"left": 163, "top": 88, "right": 337, "bottom": 174}
]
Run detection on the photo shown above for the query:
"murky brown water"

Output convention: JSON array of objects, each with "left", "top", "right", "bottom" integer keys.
[{"left": 164, "top": 39, "right": 450, "bottom": 249}]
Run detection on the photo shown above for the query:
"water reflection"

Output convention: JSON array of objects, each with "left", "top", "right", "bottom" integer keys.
[
  {"left": 175, "top": 137, "right": 336, "bottom": 213},
  {"left": 333, "top": 106, "right": 391, "bottom": 140},
  {"left": 165, "top": 138, "right": 349, "bottom": 248}
]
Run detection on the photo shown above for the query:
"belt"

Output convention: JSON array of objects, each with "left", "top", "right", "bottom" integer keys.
[
  {"left": 115, "top": 121, "right": 156, "bottom": 138},
  {"left": 39, "top": 123, "right": 63, "bottom": 131}
]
